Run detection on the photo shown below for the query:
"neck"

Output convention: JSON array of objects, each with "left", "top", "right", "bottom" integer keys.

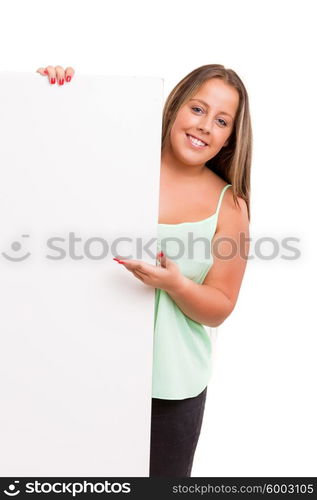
[{"left": 161, "top": 147, "right": 207, "bottom": 179}]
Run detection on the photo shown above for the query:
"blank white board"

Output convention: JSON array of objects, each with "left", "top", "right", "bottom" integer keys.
[{"left": 0, "top": 72, "right": 163, "bottom": 476}]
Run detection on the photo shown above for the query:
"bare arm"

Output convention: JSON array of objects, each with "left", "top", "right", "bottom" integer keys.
[{"left": 166, "top": 195, "right": 250, "bottom": 327}]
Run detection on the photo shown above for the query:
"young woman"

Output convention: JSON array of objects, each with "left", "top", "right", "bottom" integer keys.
[{"left": 36, "top": 64, "right": 252, "bottom": 477}]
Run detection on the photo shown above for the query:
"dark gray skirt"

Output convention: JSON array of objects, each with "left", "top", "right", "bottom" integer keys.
[{"left": 149, "top": 386, "right": 207, "bottom": 477}]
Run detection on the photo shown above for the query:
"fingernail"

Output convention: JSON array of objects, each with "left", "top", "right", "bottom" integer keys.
[
  {"left": 158, "top": 251, "right": 164, "bottom": 257},
  {"left": 50, "top": 78, "right": 56, "bottom": 84},
  {"left": 44, "top": 69, "right": 48, "bottom": 74},
  {"left": 66, "top": 75, "right": 71, "bottom": 82},
  {"left": 59, "top": 78, "right": 64, "bottom": 85},
  {"left": 113, "top": 258, "right": 124, "bottom": 264}
]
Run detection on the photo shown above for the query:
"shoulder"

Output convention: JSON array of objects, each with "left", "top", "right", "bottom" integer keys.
[
  {"left": 216, "top": 186, "right": 249, "bottom": 244},
  {"left": 217, "top": 184, "right": 249, "bottom": 236},
  {"left": 202, "top": 175, "right": 250, "bottom": 315},
  {"left": 224, "top": 186, "right": 248, "bottom": 218},
  {"left": 204, "top": 169, "right": 248, "bottom": 220},
  {"left": 203, "top": 168, "right": 228, "bottom": 198},
  {"left": 203, "top": 168, "right": 249, "bottom": 230}
]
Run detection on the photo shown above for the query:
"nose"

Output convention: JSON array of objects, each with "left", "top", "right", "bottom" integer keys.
[{"left": 197, "top": 114, "right": 213, "bottom": 135}]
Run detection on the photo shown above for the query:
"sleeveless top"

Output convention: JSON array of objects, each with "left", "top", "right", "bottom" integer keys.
[{"left": 152, "top": 183, "right": 232, "bottom": 400}]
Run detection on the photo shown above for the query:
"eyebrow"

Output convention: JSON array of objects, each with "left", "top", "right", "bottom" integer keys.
[{"left": 189, "top": 98, "right": 233, "bottom": 119}]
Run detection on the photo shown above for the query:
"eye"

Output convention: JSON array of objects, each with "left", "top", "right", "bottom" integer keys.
[
  {"left": 191, "top": 106, "right": 203, "bottom": 113},
  {"left": 191, "top": 106, "right": 228, "bottom": 127},
  {"left": 217, "top": 118, "right": 227, "bottom": 127}
]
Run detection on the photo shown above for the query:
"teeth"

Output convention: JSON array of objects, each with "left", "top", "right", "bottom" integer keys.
[{"left": 188, "top": 135, "right": 206, "bottom": 147}]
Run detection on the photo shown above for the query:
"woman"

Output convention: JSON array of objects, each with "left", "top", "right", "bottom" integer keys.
[{"left": 36, "top": 64, "right": 252, "bottom": 477}]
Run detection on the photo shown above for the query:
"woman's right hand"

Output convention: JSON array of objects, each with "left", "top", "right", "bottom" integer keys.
[{"left": 36, "top": 65, "right": 75, "bottom": 85}]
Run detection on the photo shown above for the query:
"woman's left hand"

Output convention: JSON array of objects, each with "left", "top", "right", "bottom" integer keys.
[{"left": 113, "top": 251, "right": 186, "bottom": 293}]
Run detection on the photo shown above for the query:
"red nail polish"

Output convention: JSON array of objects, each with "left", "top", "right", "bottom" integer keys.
[
  {"left": 113, "top": 258, "right": 125, "bottom": 264},
  {"left": 158, "top": 251, "right": 164, "bottom": 257},
  {"left": 66, "top": 75, "right": 71, "bottom": 82},
  {"left": 59, "top": 78, "right": 64, "bottom": 85},
  {"left": 44, "top": 69, "right": 48, "bottom": 74},
  {"left": 50, "top": 78, "right": 56, "bottom": 84}
]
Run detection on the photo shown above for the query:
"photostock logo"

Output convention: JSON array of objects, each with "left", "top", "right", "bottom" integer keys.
[
  {"left": 2, "top": 480, "right": 132, "bottom": 497},
  {"left": 3, "top": 480, "right": 20, "bottom": 496},
  {"left": 1, "top": 235, "right": 31, "bottom": 262},
  {"left": 0, "top": 231, "right": 302, "bottom": 263}
]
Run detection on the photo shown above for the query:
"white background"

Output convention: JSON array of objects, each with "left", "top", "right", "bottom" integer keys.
[{"left": 0, "top": 0, "right": 316, "bottom": 477}]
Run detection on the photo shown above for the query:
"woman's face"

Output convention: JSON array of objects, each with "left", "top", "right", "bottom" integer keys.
[{"left": 164, "top": 78, "right": 240, "bottom": 170}]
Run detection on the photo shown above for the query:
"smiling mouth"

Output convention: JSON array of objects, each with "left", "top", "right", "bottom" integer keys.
[{"left": 186, "top": 134, "right": 208, "bottom": 148}]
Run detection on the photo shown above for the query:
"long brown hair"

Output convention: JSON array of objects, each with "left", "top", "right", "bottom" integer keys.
[{"left": 161, "top": 64, "right": 252, "bottom": 221}]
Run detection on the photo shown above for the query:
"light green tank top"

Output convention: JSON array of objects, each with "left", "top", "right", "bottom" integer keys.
[{"left": 152, "top": 183, "right": 232, "bottom": 400}]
